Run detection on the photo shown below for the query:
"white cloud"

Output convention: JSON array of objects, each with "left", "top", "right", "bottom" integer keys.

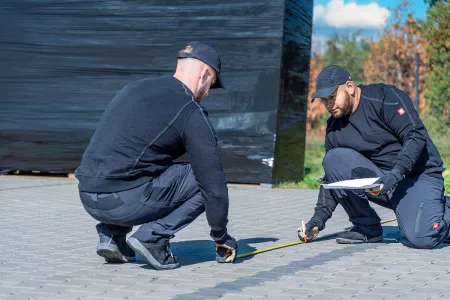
[{"left": 314, "top": 0, "right": 389, "bottom": 28}]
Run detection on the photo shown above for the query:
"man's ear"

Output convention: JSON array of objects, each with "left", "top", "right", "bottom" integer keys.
[
  {"left": 346, "top": 81, "right": 357, "bottom": 96},
  {"left": 200, "top": 68, "right": 209, "bottom": 83}
]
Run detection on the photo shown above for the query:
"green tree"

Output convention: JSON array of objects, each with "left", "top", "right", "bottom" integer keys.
[
  {"left": 322, "top": 31, "right": 370, "bottom": 83},
  {"left": 425, "top": 0, "right": 448, "bottom": 7},
  {"left": 420, "top": 0, "right": 450, "bottom": 130}
]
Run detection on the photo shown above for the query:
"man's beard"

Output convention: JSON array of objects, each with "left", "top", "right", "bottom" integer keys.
[
  {"left": 332, "top": 91, "right": 352, "bottom": 119},
  {"left": 196, "top": 85, "right": 209, "bottom": 101}
]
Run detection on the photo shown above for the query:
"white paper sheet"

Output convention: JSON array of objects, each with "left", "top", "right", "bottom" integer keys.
[{"left": 321, "top": 178, "right": 380, "bottom": 190}]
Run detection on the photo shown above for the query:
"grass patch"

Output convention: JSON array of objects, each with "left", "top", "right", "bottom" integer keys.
[
  {"left": 277, "top": 175, "right": 322, "bottom": 189},
  {"left": 441, "top": 155, "right": 449, "bottom": 193},
  {"left": 434, "top": 134, "right": 450, "bottom": 193},
  {"left": 276, "top": 133, "right": 325, "bottom": 189}
]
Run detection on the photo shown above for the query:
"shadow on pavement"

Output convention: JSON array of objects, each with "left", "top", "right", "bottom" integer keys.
[
  {"left": 136, "top": 237, "right": 279, "bottom": 268},
  {"left": 321, "top": 225, "right": 450, "bottom": 248}
]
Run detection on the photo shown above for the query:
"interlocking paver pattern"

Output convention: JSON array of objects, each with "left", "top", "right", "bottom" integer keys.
[{"left": 1, "top": 176, "right": 449, "bottom": 300}]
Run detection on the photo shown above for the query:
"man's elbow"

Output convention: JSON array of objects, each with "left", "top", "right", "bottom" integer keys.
[{"left": 403, "top": 130, "right": 427, "bottom": 147}]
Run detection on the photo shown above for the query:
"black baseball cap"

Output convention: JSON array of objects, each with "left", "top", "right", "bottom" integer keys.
[
  {"left": 312, "top": 65, "right": 352, "bottom": 102},
  {"left": 177, "top": 41, "right": 224, "bottom": 89}
]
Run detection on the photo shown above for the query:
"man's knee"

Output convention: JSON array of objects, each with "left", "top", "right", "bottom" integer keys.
[
  {"left": 402, "top": 222, "right": 449, "bottom": 249},
  {"left": 323, "top": 148, "right": 360, "bottom": 171},
  {"left": 323, "top": 148, "right": 371, "bottom": 182},
  {"left": 404, "top": 236, "right": 441, "bottom": 249}
]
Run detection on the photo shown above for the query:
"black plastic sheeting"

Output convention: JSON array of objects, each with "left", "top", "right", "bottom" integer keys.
[{"left": 0, "top": 0, "right": 313, "bottom": 184}]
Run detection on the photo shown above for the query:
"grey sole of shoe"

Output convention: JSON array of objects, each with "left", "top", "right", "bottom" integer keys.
[
  {"left": 335, "top": 236, "right": 383, "bottom": 244},
  {"left": 97, "top": 244, "right": 135, "bottom": 263},
  {"left": 127, "top": 237, "right": 179, "bottom": 270}
]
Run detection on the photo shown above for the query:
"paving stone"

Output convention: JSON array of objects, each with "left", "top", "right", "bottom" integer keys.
[
  {"left": 305, "top": 293, "right": 353, "bottom": 300},
  {"left": 393, "top": 293, "right": 436, "bottom": 300},
  {"left": 1, "top": 177, "right": 450, "bottom": 300}
]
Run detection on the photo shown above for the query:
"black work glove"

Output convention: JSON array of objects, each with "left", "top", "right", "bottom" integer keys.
[
  {"left": 374, "top": 169, "right": 404, "bottom": 195},
  {"left": 214, "top": 234, "right": 238, "bottom": 263},
  {"left": 297, "top": 219, "right": 321, "bottom": 242}
]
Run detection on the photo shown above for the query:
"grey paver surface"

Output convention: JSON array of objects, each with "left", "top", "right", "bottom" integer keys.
[{"left": 1, "top": 176, "right": 449, "bottom": 300}]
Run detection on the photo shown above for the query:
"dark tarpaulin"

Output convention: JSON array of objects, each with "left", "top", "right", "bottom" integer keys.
[
  {"left": 0, "top": 0, "right": 312, "bottom": 184},
  {"left": 272, "top": 0, "right": 313, "bottom": 183}
]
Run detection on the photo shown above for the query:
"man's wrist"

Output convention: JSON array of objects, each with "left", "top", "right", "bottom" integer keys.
[
  {"left": 391, "top": 165, "right": 406, "bottom": 181},
  {"left": 308, "top": 216, "right": 325, "bottom": 231}
]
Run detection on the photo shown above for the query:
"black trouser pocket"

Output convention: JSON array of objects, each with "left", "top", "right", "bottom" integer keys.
[
  {"left": 80, "top": 192, "right": 124, "bottom": 211},
  {"left": 79, "top": 183, "right": 153, "bottom": 226},
  {"left": 414, "top": 201, "right": 424, "bottom": 236}
]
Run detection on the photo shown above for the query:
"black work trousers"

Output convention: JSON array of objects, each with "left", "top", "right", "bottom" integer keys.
[
  {"left": 323, "top": 147, "right": 450, "bottom": 249},
  {"left": 79, "top": 164, "right": 205, "bottom": 242}
]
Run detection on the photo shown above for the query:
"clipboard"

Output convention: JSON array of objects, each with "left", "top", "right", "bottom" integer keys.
[{"left": 321, "top": 178, "right": 380, "bottom": 190}]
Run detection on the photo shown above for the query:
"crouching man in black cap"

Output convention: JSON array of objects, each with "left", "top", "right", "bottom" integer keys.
[
  {"left": 298, "top": 65, "right": 450, "bottom": 249},
  {"left": 75, "top": 42, "right": 237, "bottom": 269}
]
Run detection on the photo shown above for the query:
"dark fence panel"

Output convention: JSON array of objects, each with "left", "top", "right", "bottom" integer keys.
[{"left": 0, "top": 0, "right": 312, "bottom": 184}]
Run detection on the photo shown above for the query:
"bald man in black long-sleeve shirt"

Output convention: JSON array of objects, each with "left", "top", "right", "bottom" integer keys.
[
  {"left": 298, "top": 65, "right": 449, "bottom": 249},
  {"left": 75, "top": 42, "right": 237, "bottom": 269}
]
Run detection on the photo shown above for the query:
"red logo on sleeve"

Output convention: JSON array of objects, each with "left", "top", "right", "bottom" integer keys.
[
  {"left": 397, "top": 108, "right": 406, "bottom": 115},
  {"left": 432, "top": 223, "right": 439, "bottom": 230}
]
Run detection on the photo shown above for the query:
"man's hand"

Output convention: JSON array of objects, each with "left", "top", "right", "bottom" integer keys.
[
  {"left": 372, "top": 170, "right": 404, "bottom": 196},
  {"left": 215, "top": 235, "right": 238, "bottom": 263},
  {"left": 297, "top": 220, "right": 320, "bottom": 242}
]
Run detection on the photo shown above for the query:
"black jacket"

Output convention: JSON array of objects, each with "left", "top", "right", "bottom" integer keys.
[{"left": 75, "top": 75, "right": 229, "bottom": 233}]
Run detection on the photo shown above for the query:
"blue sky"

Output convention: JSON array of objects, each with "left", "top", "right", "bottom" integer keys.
[{"left": 312, "top": 0, "right": 428, "bottom": 52}]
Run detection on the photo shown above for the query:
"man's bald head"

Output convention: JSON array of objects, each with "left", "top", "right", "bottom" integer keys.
[{"left": 173, "top": 45, "right": 217, "bottom": 101}]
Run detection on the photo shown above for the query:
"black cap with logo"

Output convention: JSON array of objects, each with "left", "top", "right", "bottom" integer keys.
[
  {"left": 177, "top": 41, "right": 224, "bottom": 89},
  {"left": 312, "top": 65, "right": 352, "bottom": 102}
]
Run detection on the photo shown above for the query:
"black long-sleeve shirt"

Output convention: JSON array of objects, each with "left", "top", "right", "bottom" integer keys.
[
  {"left": 75, "top": 75, "right": 228, "bottom": 234},
  {"left": 311, "top": 83, "right": 444, "bottom": 229}
]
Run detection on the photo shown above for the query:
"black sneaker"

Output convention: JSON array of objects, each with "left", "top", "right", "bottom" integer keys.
[
  {"left": 97, "top": 234, "right": 136, "bottom": 263},
  {"left": 336, "top": 227, "right": 383, "bottom": 244},
  {"left": 127, "top": 237, "right": 179, "bottom": 270}
]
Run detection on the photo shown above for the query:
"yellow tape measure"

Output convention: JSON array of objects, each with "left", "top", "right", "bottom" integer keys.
[{"left": 237, "top": 217, "right": 398, "bottom": 259}]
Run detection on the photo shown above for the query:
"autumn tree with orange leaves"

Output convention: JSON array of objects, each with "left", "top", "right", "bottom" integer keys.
[
  {"left": 363, "top": 2, "right": 429, "bottom": 112},
  {"left": 306, "top": 53, "right": 327, "bottom": 132}
]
